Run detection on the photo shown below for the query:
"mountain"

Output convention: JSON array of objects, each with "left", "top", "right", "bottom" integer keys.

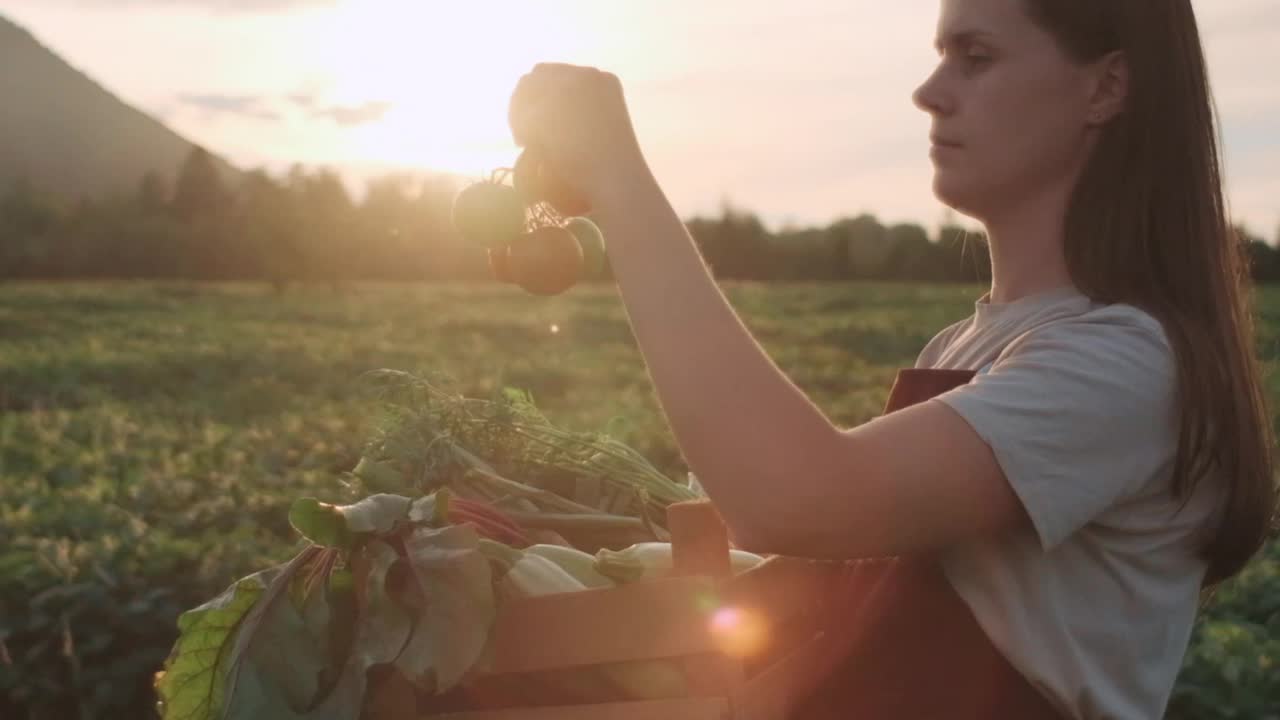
[{"left": 0, "top": 13, "right": 239, "bottom": 202}]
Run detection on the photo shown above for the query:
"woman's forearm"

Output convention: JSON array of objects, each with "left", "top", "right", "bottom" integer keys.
[{"left": 589, "top": 165, "right": 843, "bottom": 549}]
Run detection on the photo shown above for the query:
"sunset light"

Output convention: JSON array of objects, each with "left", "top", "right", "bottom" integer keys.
[
  {"left": 298, "top": 0, "right": 597, "bottom": 178},
  {"left": 2, "top": 0, "right": 1273, "bottom": 232}
]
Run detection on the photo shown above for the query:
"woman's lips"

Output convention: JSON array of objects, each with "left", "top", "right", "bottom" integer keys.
[{"left": 929, "top": 136, "right": 963, "bottom": 161}]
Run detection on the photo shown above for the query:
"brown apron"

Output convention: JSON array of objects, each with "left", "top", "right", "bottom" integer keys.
[{"left": 789, "top": 368, "right": 1066, "bottom": 720}]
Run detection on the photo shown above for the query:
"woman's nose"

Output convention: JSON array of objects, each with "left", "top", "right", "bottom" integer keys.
[{"left": 912, "top": 66, "right": 952, "bottom": 117}]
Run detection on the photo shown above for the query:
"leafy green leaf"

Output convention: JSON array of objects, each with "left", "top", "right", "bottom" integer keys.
[
  {"left": 202, "top": 541, "right": 427, "bottom": 720},
  {"left": 239, "top": 580, "right": 328, "bottom": 711},
  {"left": 300, "top": 574, "right": 332, "bottom": 666},
  {"left": 355, "top": 540, "right": 413, "bottom": 668},
  {"left": 351, "top": 457, "right": 405, "bottom": 492},
  {"left": 288, "top": 495, "right": 411, "bottom": 549},
  {"left": 289, "top": 499, "right": 353, "bottom": 549},
  {"left": 323, "top": 567, "right": 358, "bottom": 689},
  {"left": 219, "top": 649, "right": 366, "bottom": 720},
  {"left": 219, "top": 546, "right": 323, "bottom": 716},
  {"left": 155, "top": 565, "right": 281, "bottom": 720},
  {"left": 393, "top": 524, "right": 495, "bottom": 694}
]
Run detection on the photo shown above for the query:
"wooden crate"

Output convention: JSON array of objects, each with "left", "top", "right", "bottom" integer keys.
[{"left": 390, "top": 501, "right": 843, "bottom": 720}]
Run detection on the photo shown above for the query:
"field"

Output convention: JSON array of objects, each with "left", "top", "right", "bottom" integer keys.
[{"left": 1, "top": 280, "right": 1277, "bottom": 719}]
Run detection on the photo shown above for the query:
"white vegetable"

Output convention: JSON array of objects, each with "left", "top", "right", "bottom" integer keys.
[
  {"left": 594, "top": 542, "right": 766, "bottom": 583},
  {"left": 524, "top": 544, "right": 616, "bottom": 588},
  {"left": 499, "top": 553, "right": 589, "bottom": 599}
]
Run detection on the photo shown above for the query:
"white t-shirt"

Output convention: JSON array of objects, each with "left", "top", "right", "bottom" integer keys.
[{"left": 914, "top": 286, "right": 1223, "bottom": 720}]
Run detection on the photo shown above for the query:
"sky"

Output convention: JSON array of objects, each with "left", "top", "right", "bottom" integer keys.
[{"left": 0, "top": 0, "right": 1277, "bottom": 238}]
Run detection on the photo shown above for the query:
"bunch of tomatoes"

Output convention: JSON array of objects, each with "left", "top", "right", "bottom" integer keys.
[{"left": 451, "top": 147, "right": 606, "bottom": 296}]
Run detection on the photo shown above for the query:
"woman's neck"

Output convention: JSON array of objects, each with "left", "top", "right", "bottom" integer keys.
[{"left": 981, "top": 182, "right": 1076, "bottom": 304}]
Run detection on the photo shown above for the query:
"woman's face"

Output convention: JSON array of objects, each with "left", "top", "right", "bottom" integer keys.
[{"left": 913, "top": 0, "right": 1100, "bottom": 222}]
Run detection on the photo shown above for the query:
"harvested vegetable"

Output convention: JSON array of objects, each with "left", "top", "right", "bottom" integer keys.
[
  {"left": 507, "top": 225, "right": 584, "bottom": 296},
  {"left": 451, "top": 181, "right": 525, "bottom": 249},
  {"left": 447, "top": 496, "right": 530, "bottom": 547},
  {"left": 500, "top": 553, "right": 589, "bottom": 599},
  {"left": 154, "top": 513, "right": 498, "bottom": 720},
  {"left": 157, "top": 372, "right": 723, "bottom": 718},
  {"left": 594, "top": 542, "right": 765, "bottom": 584},
  {"left": 353, "top": 370, "right": 700, "bottom": 522},
  {"left": 511, "top": 147, "right": 591, "bottom": 217},
  {"left": 542, "top": 166, "right": 591, "bottom": 217},
  {"left": 565, "top": 216, "right": 607, "bottom": 279},
  {"left": 525, "top": 544, "right": 615, "bottom": 588}
]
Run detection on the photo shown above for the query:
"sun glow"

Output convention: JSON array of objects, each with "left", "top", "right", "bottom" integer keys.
[{"left": 300, "top": 0, "right": 596, "bottom": 178}]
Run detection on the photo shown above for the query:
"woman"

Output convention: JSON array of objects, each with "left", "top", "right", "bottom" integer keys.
[{"left": 507, "top": 0, "right": 1277, "bottom": 717}]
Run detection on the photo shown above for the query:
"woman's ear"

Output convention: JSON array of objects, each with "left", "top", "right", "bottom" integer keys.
[{"left": 1087, "top": 50, "right": 1129, "bottom": 125}]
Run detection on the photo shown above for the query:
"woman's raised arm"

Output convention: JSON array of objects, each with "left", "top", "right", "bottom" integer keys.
[{"left": 592, "top": 165, "right": 1029, "bottom": 560}]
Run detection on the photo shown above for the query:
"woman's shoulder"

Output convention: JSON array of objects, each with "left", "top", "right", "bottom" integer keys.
[
  {"left": 917, "top": 296, "right": 1172, "bottom": 372},
  {"left": 915, "top": 317, "right": 975, "bottom": 368},
  {"left": 1078, "top": 300, "right": 1169, "bottom": 342},
  {"left": 1007, "top": 299, "right": 1173, "bottom": 363}
]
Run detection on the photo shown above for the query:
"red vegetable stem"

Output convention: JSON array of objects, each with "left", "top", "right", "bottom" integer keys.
[
  {"left": 449, "top": 507, "right": 530, "bottom": 546},
  {"left": 451, "top": 497, "right": 528, "bottom": 537}
]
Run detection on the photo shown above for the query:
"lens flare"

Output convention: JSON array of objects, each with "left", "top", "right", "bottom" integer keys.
[{"left": 709, "top": 606, "right": 769, "bottom": 658}]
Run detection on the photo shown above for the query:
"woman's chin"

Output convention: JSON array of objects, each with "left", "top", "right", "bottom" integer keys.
[{"left": 931, "top": 173, "right": 982, "bottom": 217}]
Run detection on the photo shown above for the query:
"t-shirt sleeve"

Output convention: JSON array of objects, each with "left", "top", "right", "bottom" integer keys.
[{"left": 931, "top": 313, "right": 1179, "bottom": 550}]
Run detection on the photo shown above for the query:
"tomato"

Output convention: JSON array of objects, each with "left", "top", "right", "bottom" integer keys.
[
  {"left": 543, "top": 169, "right": 591, "bottom": 217},
  {"left": 507, "top": 225, "right": 584, "bottom": 296},
  {"left": 511, "top": 148, "right": 591, "bottom": 217},
  {"left": 451, "top": 182, "right": 526, "bottom": 248},
  {"left": 487, "top": 246, "right": 513, "bottom": 283},
  {"left": 565, "top": 217, "right": 606, "bottom": 279}
]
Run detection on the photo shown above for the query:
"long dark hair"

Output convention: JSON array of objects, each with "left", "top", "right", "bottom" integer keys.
[{"left": 1022, "top": 0, "right": 1276, "bottom": 586}]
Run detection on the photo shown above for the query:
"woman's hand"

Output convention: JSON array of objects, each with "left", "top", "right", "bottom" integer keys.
[{"left": 508, "top": 63, "right": 651, "bottom": 210}]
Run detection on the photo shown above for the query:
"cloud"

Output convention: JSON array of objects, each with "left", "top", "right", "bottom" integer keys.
[
  {"left": 288, "top": 92, "right": 317, "bottom": 109},
  {"left": 176, "top": 93, "right": 279, "bottom": 121},
  {"left": 174, "top": 93, "right": 392, "bottom": 127},
  {"left": 290, "top": 95, "right": 392, "bottom": 127}
]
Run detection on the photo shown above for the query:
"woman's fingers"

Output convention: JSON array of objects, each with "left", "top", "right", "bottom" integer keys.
[
  {"left": 508, "top": 63, "right": 602, "bottom": 147},
  {"left": 507, "top": 62, "right": 639, "bottom": 200},
  {"left": 508, "top": 70, "right": 548, "bottom": 147}
]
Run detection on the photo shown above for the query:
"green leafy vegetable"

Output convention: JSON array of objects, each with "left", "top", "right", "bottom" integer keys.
[
  {"left": 288, "top": 500, "right": 353, "bottom": 549},
  {"left": 354, "top": 540, "right": 413, "bottom": 670},
  {"left": 288, "top": 495, "right": 412, "bottom": 549},
  {"left": 220, "top": 546, "right": 323, "bottom": 715},
  {"left": 393, "top": 524, "right": 496, "bottom": 693},
  {"left": 155, "top": 565, "right": 281, "bottom": 720}
]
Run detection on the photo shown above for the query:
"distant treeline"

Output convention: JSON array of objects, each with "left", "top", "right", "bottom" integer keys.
[{"left": 2, "top": 146, "right": 1277, "bottom": 286}]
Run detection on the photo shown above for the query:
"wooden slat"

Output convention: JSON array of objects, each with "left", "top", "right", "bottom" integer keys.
[
  {"left": 681, "top": 653, "right": 746, "bottom": 696},
  {"left": 491, "top": 576, "right": 723, "bottom": 673},
  {"left": 668, "top": 500, "right": 731, "bottom": 578},
  {"left": 729, "top": 632, "right": 832, "bottom": 720},
  {"left": 720, "top": 556, "right": 839, "bottom": 626},
  {"left": 426, "top": 696, "right": 731, "bottom": 720}
]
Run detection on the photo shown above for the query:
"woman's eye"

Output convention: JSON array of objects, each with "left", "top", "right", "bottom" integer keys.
[{"left": 965, "top": 54, "right": 992, "bottom": 68}]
